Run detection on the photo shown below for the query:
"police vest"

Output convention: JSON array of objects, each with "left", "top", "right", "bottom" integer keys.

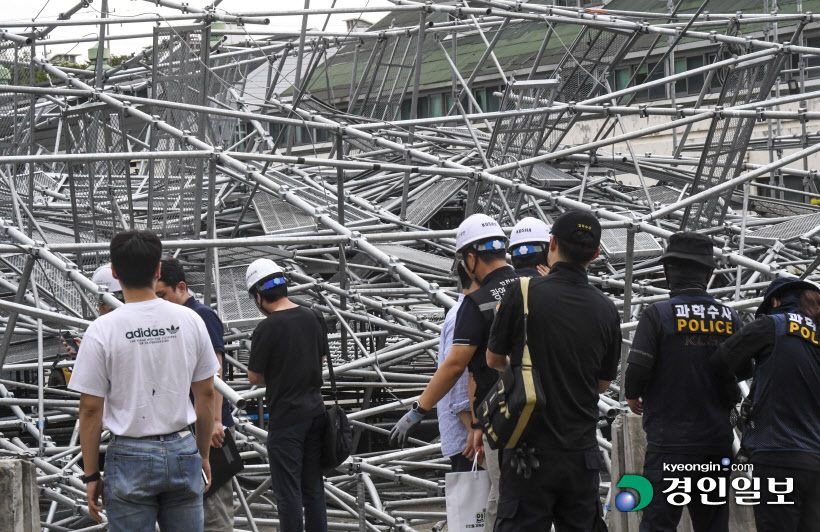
[
  {"left": 466, "top": 267, "right": 522, "bottom": 405},
  {"left": 743, "top": 312, "right": 820, "bottom": 456},
  {"left": 643, "top": 292, "right": 739, "bottom": 451}
]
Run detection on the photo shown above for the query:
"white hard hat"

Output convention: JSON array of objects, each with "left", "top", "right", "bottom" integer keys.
[
  {"left": 455, "top": 214, "right": 506, "bottom": 252},
  {"left": 91, "top": 264, "right": 122, "bottom": 293},
  {"left": 246, "top": 259, "right": 285, "bottom": 291},
  {"left": 509, "top": 217, "right": 552, "bottom": 254}
]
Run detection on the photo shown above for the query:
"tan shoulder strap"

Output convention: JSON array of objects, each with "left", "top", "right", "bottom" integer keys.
[{"left": 520, "top": 277, "right": 530, "bottom": 316}]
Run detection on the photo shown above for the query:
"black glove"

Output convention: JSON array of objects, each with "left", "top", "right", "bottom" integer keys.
[
  {"left": 388, "top": 402, "right": 428, "bottom": 448},
  {"left": 510, "top": 444, "right": 540, "bottom": 479}
]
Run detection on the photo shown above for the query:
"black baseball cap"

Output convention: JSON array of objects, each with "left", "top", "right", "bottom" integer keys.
[
  {"left": 659, "top": 232, "right": 717, "bottom": 269},
  {"left": 551, "top": 210, "right": 602, "bottom": 248}
]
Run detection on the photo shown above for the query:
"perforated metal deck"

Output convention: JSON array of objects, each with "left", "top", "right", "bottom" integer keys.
[
  {"left": 599, "top": 229, "right": 664, "bottom": 261},
  {"left": 405, "top": 178, "right": 464, "bottom": 226},
  {"left": 745, "top": 212, "right": 820, "bottom": 245}
]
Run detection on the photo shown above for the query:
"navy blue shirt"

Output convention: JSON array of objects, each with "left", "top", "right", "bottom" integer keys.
[
  {"left": 184, "top": 296, "right": 234, "bottom": 428},
  {"left": 452, "top": 267, "right": 517, "bottom": 347}
]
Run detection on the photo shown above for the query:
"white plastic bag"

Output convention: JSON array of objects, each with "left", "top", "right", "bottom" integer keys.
[{"left": 445, "top": 458, "right": 491, "bottom": 531}]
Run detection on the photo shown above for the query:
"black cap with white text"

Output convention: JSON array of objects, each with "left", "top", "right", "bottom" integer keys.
[{"left": 551, "top": 210, "right": 602, "bottom": 249}]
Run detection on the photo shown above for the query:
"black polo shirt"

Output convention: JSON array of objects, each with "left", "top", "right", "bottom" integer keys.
[
  {"left": 488, "top": 262, "right": 621, "bottom": 451},
  {"left": 453, "top": 265, "right": 519, "bottom": 409}
]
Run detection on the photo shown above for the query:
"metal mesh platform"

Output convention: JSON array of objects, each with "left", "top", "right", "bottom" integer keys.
[
  {"left": 375, "top": 244, "right": 453, "bottom": 274},
  {"left": 1, "top": 254, "right": 90, "bottom": 317},
  {"left": 629, "top": 186, "right": 686, "bottom": 206},
  {"left": 745, "top": 212, "right": 820, "bottom": 245},
  {"left": 682, "top": 54, "right": 786, "bottom": 230},
  {"left": 599, "top": 229, "right": 664, "bottom": 261},
  {"left": 405, "top": 178, "right": 464, "bottom": 226},
  {"left": 530, "top": 164, "right": 580, "bottom": 187},
  {"left": 217, "top": 264, "right": 261, "bottom": 327},
  {"left": 253, "top": 194, "right": 316, "bottom": 234}
]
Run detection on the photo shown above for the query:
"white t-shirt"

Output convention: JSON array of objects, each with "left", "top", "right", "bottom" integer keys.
[{"left": 69, "top": 298, "right": 220, "bottom": 437}]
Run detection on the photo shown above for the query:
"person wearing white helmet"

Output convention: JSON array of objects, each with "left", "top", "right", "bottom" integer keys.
[
  {"left": 509, "top": 217, "right": 552, "bottom": 276},
  {"left": 245, "top": 259, "right": 328, "bottom": 532},
  {"left": 389, "top": 213, "right": 520, "bottom": 532},
  {"left": 60, "top": 263, "right": 125, "bottom": 367},
  {"left": 91, "top": 263, "right": 123, "bottom": 315}
]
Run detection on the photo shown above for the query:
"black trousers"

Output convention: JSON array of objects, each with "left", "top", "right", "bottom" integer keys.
[
  {"left": 449, "top": 453, "right": 473, "bottom": 473},
  {"left": 495, "top": 449, "right": 607, "bottom": 532},
  {"left": 753, "top": 464, "right": 820, "bottom": 532},
  {"left": 639, "top": 453, "right": 729, "bottom": 532},
  {"left": 266, "top": 413, "right": 328, "bottom": 532}
]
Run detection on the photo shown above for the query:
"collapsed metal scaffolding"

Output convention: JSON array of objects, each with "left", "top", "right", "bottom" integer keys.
[{"left": 1, "top": 0, "right": 820, "bottom": 529}]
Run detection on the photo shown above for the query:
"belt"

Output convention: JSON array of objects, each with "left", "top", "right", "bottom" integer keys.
[{"left": 111, "top": 429, "right": 192, "bottom": 442}]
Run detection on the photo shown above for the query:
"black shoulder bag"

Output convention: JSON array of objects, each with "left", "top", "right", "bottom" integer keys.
[
  {"left": 477, "top": 277, "right": 546, "bottom": 450},
  {"left": 313, "top": 310, "right": 353, "bottom": 472}
]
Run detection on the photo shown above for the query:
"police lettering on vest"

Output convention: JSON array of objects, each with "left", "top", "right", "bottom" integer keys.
[
  {"left": 673, "top": 303, "right": 734, "bottom": 335},
  {"left": 744, "top": 312, "right": 820, "bottom": 456},
  {"left": 786, "top": 313, "right": 820, "bottom": 346},
  {"left": 643, "top": 294, "right": 740, "bottom": 452}
]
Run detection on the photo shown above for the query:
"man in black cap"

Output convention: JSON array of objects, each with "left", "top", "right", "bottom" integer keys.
[
  {"left": 486, "top": 210, "right": 621, "bottom": 531},
  {"left": 624, "top": 232, "right": 741, "bottom": 532},
  {"left": 711, "top": 277, "right": 820, "bottom": 532}
]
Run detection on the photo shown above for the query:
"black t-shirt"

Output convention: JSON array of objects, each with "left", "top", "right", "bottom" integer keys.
[
  {"left": 248, "top": 306, "right": 325, "bottom": 427},
  {"left": 488, "top": 262, "right": 621, "bottom": 451}
]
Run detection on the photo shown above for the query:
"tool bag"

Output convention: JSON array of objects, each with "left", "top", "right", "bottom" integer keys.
[
  {"left": 477, "top": 277, "right": 546, "bottom": 450},
  {"left": 204, "top": 430, "right": 244, "bottom": 499},
  {"left": 314, "top": 310, "right": 353, "bottom": 472}
]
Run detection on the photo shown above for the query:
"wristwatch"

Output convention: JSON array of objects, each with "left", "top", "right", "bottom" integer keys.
[
  {"left": 471, "top": 422, "right": 482, "bottom": 430},
  {"left": 81, "top": 471, "right": 101, "bottom": 484},
  {"left": 411, "top": 401, "right": 428, "bottom": 415}
]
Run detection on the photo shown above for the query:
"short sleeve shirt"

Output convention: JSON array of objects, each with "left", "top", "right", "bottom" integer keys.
[
  {"left": 488, "top": 262, "right": 621, "bottom": 451},
  {"left": 183, "top": 296, "right": 233, "bottom": 428},
  {"left": 248, "top": 306, "right": 325, "bottom": 428},
  {"left": 451, "top": 296, "right": 484, "bottom": 347},
  {"left": 69, "top": 299, "right": 220, "bottom": 437}
]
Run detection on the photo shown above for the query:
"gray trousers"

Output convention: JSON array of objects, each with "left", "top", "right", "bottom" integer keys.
[
  {"left": 204, "top": 427, "right": 235, "bottom": 532},
  {"left": 483, "top": 434, "right": 501, "bottom": 532}
]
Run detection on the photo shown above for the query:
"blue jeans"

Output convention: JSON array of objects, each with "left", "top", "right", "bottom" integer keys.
[
  {"left": 104, "top": 432, "right": 205, "bottom": 532},
  {"left": 266, "top": 414, "right": 328, "bottom": 532}
]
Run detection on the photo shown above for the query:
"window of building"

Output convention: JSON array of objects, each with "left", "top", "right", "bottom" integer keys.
[
  {"left": 806, "top": 36, "right": 820, "bottom": 78},
  {"left": 445, "top": 92, "right": 469, "bottom": 114},
  {"left": 429, "top": 93, "right": 444, "bottom": 117},
  {"left": 674, "top": 55, "right": 704, "bottom": 96},
  {"left": 634, "top": 63, "right": 666, "bottom": 101},
  {"left": 487, "top": 87, "right": 501, "bottom": 112},
  {"left": 472, "top": 89, "right": 487, "bottom": 112},
  {"left": 419, "top": 96, "right": 429, "bottom": 118}
]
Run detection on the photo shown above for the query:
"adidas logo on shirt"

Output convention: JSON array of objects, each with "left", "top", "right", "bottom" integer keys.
[{"left": 124, "top": 325, "right": 180, "bottom": 340}]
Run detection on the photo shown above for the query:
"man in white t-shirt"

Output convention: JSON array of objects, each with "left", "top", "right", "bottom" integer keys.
[{"left": 69, "top": 230, "right": 220, "bottom": 532}]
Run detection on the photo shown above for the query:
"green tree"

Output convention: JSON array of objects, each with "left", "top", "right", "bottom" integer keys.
[{"left": 109, "top": 54, "right": 131, "bottom": 67}]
